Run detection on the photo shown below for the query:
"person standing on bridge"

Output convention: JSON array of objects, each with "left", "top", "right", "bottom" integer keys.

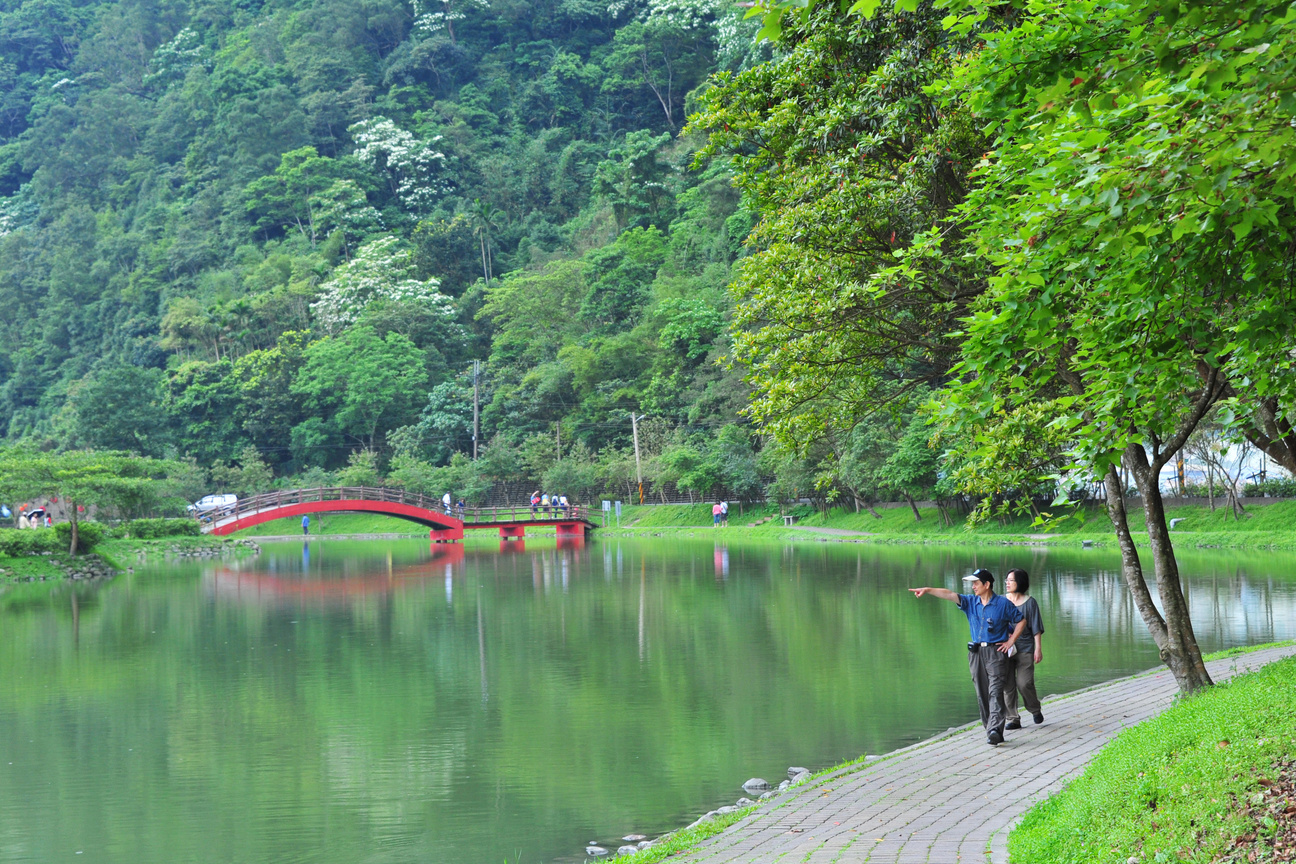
[
  {"left": 443, "top": 491, "right": 452, "bottom": 516},
  {"left": 531, "top": 491, "right": 540, "bottom": 518},
  {"left": 302, "top": 515, "right": 309, "bottom": 536},
  {"left": 908, "top": 569, "right": 1026, "bottom": 746}
]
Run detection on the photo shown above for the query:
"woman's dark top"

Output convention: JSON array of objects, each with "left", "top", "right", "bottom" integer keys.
[{"left": 1013, "top": 596, "right": 1044, "bottom": 643}]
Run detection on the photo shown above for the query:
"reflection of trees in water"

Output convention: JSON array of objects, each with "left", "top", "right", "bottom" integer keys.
[
  {"left": 6, "top": 542, "right": 1296, "bottom": 864},
  {"left": 1040, "top": 562, "right": 1294, "bottom": 650}
]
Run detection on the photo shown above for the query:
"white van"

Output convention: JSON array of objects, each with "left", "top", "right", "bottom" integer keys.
[{"left": 188, "top": 494, "right": 238, "bottom": 519}]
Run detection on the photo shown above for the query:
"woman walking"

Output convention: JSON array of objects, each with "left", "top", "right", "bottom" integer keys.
[{"left": 1002, "top": 568, "right": 1045, "bottom": 728}]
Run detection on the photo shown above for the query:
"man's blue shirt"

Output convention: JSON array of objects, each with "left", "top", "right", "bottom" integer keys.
[{"left": 957, "top": 593, "right": 1022, "bottom": 643}]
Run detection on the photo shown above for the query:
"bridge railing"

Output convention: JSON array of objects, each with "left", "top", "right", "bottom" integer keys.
[
  {"left": 198, "top": 487, "right": 590, "bottom": 526},
  {"left": 460, "top": 504, "right": 590, "bottom": 524}
]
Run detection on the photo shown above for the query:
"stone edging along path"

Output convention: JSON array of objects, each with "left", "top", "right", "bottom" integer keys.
[{"left": 670, "top": 644, "right": 1296, "bottom": 864}]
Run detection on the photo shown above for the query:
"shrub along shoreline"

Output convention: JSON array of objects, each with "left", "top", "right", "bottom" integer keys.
[{"left": 0, "top": 518, "right": 238, "bottom": 585}]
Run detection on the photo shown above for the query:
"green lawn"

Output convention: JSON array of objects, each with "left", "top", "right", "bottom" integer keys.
[
  {"left": 0, "top": 554, "right": 67, "bottom": 584},
  {"left": 607, "top": 499, "right": 1296, "bottom": 549},
  {"left": 212, "top": 499, "right": 1296, "bottom": 549},
  {"left": 1009, "top": 653, "right": 1296, "bottom": 863},
  {"left": 228, "top": 512, "right": 429, "bottom": 536}
]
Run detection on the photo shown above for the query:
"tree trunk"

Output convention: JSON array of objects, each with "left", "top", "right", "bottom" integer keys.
[
  {"left": 903, "top": 492, "right": 921, "bottom": 522},
  {"left": 68, "top": 500, "right": 79, "bottom": 557},
  {"left": 1124, "top": 446, "right": 1213, "bottom": 693}
]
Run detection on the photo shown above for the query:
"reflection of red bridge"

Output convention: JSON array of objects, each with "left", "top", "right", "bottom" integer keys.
[
  {"left": 205, "top": 545, "right": 468, "bottom": 600},
  {"left": 201, "top": 487, "right": 596, "bottom": 541}
]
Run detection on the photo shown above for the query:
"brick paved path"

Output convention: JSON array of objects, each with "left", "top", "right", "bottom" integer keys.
[{"left": 680, "top": 645, "right": 1296, "bottom": 864}]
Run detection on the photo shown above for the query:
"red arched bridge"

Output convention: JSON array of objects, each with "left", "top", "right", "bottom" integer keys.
[{"left": 199, "top": 487, "right": 595, "bottom": 541}]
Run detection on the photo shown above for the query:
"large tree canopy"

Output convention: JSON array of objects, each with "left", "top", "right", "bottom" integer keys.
[{"left": 691, "top": 5, "right": 987, "bottom": 447}]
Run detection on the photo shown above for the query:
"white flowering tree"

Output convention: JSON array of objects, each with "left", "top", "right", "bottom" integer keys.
[
  {"left": 311, "top": 236, "right": 457, "bottom": 334},
  {"left": 350, "top": 117, "right": 446, "bottom": 211},
  {"left": 411, "top": 0, "right": 489, "bottom": 45},
  {"left": 145, "top": 27, "right": 209, "bottom": 88},
  {"left": 310, "top": 179, "right": 382, "bottom": 257}
]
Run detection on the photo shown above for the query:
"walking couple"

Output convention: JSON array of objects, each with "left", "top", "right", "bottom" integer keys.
[{"left": 909, "top": 568, "right": 1044, "bottom": 746}]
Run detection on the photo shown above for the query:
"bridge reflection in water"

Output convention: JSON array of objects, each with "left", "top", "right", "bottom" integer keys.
[
  {"left": 203, "top": 537, "right": 592, "bottom": 605},
  {"left": 199, "top": 486, "right": 597, "bottom": 541}
]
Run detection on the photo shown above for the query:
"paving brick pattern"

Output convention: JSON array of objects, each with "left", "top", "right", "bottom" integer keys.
[{"left": 679, "top": 645, "right": 1296, "bottom": 864}]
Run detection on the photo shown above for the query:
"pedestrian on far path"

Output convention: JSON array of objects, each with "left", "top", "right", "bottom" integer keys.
[
  {"left": 302, "top": 515, "right": 310, "bottom": 536},
  {"left": 1002, "top": 568, "right": 1045, "bottom": 729},
  {"left": 711, "top": 502, "right": 721, "bottom": 527},
  {"left": 908, "top": 569, "right": 1026, "bottom": 746},
  {"left": 720, "top": 500, "right": 729, "bottom": 527}
]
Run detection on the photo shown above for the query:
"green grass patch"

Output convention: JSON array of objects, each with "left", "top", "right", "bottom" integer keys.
[
  {"left": 1203, "top": 640, "right": 1296, "bottom": 662},
  {"left": 1009, "top": 654, "right": 1296, "bottom": 863},
  {"left": 230, "top": 512, "right": 428, "bottom": 536},
  {"left": 0, "top": 554, "right": 67, "bottom": 584},
  {"left": 614, "top": 502, "right": 779, "bottom": 527},
  {"left": 601, "top": 500, "right": 1296, "bottom": 549},
  {"left": 609, "top": 805, "right": 758, "bottom": 864}
]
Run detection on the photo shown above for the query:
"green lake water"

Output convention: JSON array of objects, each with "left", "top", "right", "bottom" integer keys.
[{"left": 2, "top": 537, "right": 1295, "bottom": 864}]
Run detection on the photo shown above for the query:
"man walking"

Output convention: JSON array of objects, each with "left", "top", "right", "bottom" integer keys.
[
  {"left": 909, "top": 569, "right": 1026, "bottom": 746},
  {"left": 302, "top": 514, "right": 310, "bottom": 536}
]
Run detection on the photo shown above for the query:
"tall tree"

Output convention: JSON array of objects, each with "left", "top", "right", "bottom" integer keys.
[
  {"left": 0, "top": 449, "right": 175, "bottom": 555},
  {"left": 939, "top": 0, "right": 1296, "bottom": 693},
  {"left": 691, "top": 4, "right": 987, "bottom": 447}
]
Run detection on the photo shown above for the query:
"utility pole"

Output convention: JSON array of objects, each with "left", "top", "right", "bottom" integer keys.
[
  {"left": 472, "top": 359, "right": 480, "bottom": 460},
  {"left": 556, "top": 421, "right": 561, "bottom": 462},
  {"left": 631, "top": 412, "right": 645, "bottom": 505}
]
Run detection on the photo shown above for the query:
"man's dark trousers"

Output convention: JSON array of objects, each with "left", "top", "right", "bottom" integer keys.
[{"left": 968, "top": 644, "right": 1007, "bottom": 735}]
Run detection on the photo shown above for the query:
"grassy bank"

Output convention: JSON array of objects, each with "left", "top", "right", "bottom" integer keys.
[
  {"left": 603, "top": 500, "right": 1296, "bottom": 550},
  {"left": 0, "top": 534, "right": 258, "bottom": 587},
  {"left": 211, "top": 498, "right": 1296, "bottom": 549},
  {"left": 1009, "top": 651, "right": 1296, "bottom": 863},
  {"left": 228, "top": 511, "right": 428, "bottom": 537}
]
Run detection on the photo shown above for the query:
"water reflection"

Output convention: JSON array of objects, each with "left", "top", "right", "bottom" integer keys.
[{"left": 2, "top": 539, "right": 1296, "bottom": 864}]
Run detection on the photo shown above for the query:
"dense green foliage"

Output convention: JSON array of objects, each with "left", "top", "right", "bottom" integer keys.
[
  {"left": 117, "top": 517, "right": 200, "bottom": 538},
  {"left": 4, "top": 0, "right": 1292, "bottom": 519},
  {"left": 1009, "top": 654, "right": 1296, "bottom": 863},
  {"left": 0, "top": 523, "right": 101, "bottom": 555},
  {"left": 0, "top": 0, "right": 776, "bottom": 492}
]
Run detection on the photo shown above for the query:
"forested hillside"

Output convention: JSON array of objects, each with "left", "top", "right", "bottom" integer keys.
[{"left": 0, "top": 0, "right": 778, "bottom": 500}]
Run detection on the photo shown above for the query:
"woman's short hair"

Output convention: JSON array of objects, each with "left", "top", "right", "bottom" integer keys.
[{"left": 1007, "top": 568, "right": 1030, "bottom": 594}]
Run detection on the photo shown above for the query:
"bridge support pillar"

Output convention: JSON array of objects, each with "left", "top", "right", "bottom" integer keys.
[
  {"left": 499, "top": 525, "right": 525, "bottom": 540},
  {"left": 555, "top": 522, "right": 587, "bottom": 538},
  {"left": 429, "top": 526, "right": 464, "bottom": 543}
]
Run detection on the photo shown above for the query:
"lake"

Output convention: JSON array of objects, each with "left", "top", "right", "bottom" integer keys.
[{"left": 2, "top": 537, "right": 1295, "bottom": 864}]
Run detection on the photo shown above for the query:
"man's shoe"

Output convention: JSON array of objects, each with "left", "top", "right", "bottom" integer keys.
[
  {"left": 1005, "top": 719, "right": 1022, "bottom": 730},
  {"left": 1032, "top": 712, "right": 1044, "bottom": 725},
  {"left": 988, "top": 729, "right": 1003, "bottom": 746}
]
